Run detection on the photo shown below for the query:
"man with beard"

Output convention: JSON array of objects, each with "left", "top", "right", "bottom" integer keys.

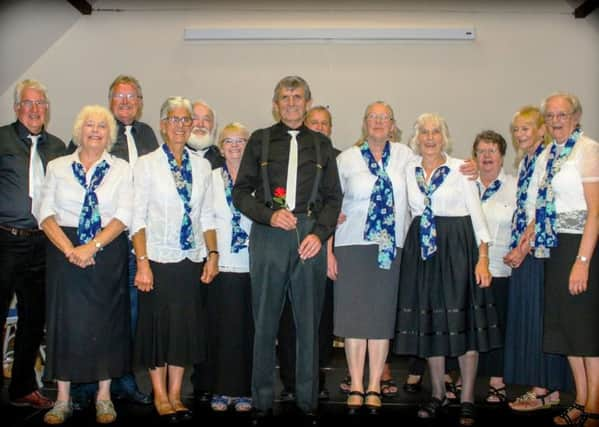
[{"left": 187, "top": 99, "right": 224, "bottom": 169}]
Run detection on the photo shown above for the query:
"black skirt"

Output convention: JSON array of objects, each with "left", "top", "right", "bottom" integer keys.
[
  {"left": 194, "top": 271, "right": 254, "bottom": 396},
  {"left": 134, "top": 258, "right": 206, "bottom": 369},
  {"left": 394, "top": 216, "right": 502, "bottom": 358},
  {"left": 544, "top": 233, "right": 599, "bottom": 356},
  {"left": 45, "top": 227, "right": 130, "bottom": 383}
]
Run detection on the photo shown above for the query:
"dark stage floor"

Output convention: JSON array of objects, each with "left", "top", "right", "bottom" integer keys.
[{"left": 3, "top": 348, "right": 572, "bottom": 426}]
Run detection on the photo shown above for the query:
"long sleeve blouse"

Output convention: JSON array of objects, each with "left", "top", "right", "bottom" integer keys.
[
  {"left": 131, "top": 146, "right": 216, "bottom": 263},
  {"left": 36, "top": 150, "right": 132, "bottom": 230},
  {"left": 334, "top": 142, "right": 416, "bottom": 248},
  {"left": 405, "top": 154, "right": 491, "bottom": 246}
]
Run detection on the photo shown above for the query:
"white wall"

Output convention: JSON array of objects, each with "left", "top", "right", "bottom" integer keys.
[{"left": 1, "top": 0, "right": 598, "bottom": 173}]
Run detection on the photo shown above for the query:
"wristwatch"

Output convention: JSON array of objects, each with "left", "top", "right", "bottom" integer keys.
[
  {"left": 92, "top": 239, "right": 103, "bottom": 251},
  {"left": 576, "top": 255, "right": 589, "bottom": 264}
]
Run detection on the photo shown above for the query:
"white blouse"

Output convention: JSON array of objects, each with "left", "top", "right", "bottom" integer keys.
[
  {"left": 36, "top": 150, "right": 133, "bottom": 230},
  {"left": 405, "top": 154, "right": 491, "bottom": 246},
  {"left": 334, "top": 142, "right": 416, "bottom": 248},
  {"left": 211, "top": 168, "right": 252, "bottom": 273},
  {"left": 131, "top": 146, "right": 216, "bottom": 263},
  {"left": 477, "top": 170, "right": 517, "bottom": 277},
  {"left": 527, "top": 134, "right": 599, "bottom": 234}
]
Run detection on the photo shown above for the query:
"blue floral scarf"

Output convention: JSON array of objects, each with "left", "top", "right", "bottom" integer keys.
[
  {"left": 415, "top": 164, "right": 450, "bottom": 260},
  {"left": 534, "top": 129, "right": 580, "bottom": 258},
  {"left": 222, "top": 164, "right": 248, "bottom": 253},
  {"left": 509, "top": 143, "right": 545, "bottom": 250},
  {"left": 361, "top": 141, "right": 396, "bottom": 270},
  {"left": 162, "top": 144, "right": 195, "bottom": 250},
  {"left": 72, "top": 159, "right": 110, "bottom": 245}
]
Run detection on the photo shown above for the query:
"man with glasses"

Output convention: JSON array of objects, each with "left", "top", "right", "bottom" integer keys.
[
  {"left": 68, "top": 75, "right": 157, "bottom": 408},
  {"left": 233, "top": 76, "right": 342, "bottom": 424},
  {"left": 0, "top": 79, "right": 65, "bottom": 408},
  {"left": 187, "top": 99, "right": 225, "bottom": 170}
]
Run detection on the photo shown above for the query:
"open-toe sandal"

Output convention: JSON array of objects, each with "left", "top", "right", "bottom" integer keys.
[
  {"left": 417, "top": 397, "right": 448, "bottom": 419},
  {"left": 510, "top": 390, "right": 559, "bottom": 412},
  {"left": 485, "top": 385, "right": 507, "bottom": 404},
  {"left": 459, "top": 402, "right": 477, "bottom": 426},
  {"left": 553, "top": 402, "right": 585, "bottom": 425},
  {"left": 339, "top": 375, "right": 351, "bottom": 394},
  {"left": 446, "top": 381, "right": 461, "bottom": 402},
  {"left": 380, "top": 379, "right": 398, "bottom": 398}
]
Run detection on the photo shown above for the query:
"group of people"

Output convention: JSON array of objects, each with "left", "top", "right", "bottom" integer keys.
[{"left": 0, "top": 74, "right": 597, "bottom": 427}]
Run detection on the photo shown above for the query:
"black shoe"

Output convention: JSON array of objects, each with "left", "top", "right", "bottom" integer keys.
[
  {"left": 279, "top": 389, "right": 296, "bottom": 403},
  {"left": 194, "top": 391, "right": 212, "bottom": 404},
  {"left": 114, "top": 389, "right": 152, "bottom": 405},
  {"left": 301, "top": 410, "right": 319, "bottom": 426},
  {"left": 176, "top": 408, "right": 193, "bottom": 422},
  {"left": 251, "top": 408, "right": 272, "bottom": 426},
  {"left": 403, "top": 376, "right": 423, "bottom": 394},
  {"left": 318, "top": 388, "right": 330, "bottom": 401}
]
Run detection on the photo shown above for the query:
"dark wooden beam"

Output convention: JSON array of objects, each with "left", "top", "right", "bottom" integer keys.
[
  {"left": 67, "top": 0, "right": 92, "bottom": 15},
  {"left": 574, "top": 0, "right": 598, "bottom": 18}
]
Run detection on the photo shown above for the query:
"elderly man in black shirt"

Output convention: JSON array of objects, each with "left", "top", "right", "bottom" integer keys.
[
  {"left": 233, "top": 76, "right": 342, "bottom": 421},
  {"left": 0, "top": 79, "right": 65, "bottom": 408}
]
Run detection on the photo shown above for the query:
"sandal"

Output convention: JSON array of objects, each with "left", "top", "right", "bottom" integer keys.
[
  {"left": 210, "top": 395, "right": 232, "bottom": 412},
  {"left": 233, "top": 397, "right": 252, "bottom": 412},
  {"left": 365, "top": 391, "right": 382, "bottom": 414},
  {"left": 95, "top": 400, "right": 117, "bottom": 424},
  {"left": 43, "top": 400, "right": 73, "bottom": 425},
  {"left": 485, "top": 385, "right": 507, "bottom": 404},
  {"left": 579, "top": 412, "right": 599, "bottom": 427},
  {"left": 510, "top": 390, "right": 559, "bottom": 412},
  {"left": 446, "top": 381, "right": 461, "bottom": 402},
  {"left": 417, "top": 397, "right": 449, "bottom": 419},
  {"left": 339, "top": 374, "right": 351, "bottom": 394},
  {"left": 380, "top": 379, "right": 399, "bottom": 398},
  {"left": 170, "top": 399, "right": 193, "bottom": 421},
  {"left": 459, "top": 402, "right": 476, "bottom": 426},
  {"left": 553, "top": 402, "right": 585, "bottom": 425},
  {"left": 346, "top": 391, "right": 364, "bottom": 409}
]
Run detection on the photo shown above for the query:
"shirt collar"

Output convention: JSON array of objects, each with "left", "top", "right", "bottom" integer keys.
[
  {"left": 70, "top": 147, "right": 114, "bottom": 169},
  {"left": 14, "top": 120, "right": 47, "bottom": 144}
]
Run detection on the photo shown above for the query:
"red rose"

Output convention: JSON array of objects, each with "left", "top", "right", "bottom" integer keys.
[{"left": 274, "top": 187, "right": 286, "bottom": 198}]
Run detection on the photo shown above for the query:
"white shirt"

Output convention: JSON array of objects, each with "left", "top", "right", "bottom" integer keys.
[
  {"left": 36, "top": 150, "right": 133, "bottom": 229},
  {"left": 405, "top": 154, "right": 491, "bottom": 245},
  {"left": 334, "top": 142, "right": 416, "bottom": 248},
  {"left": 211, "top": 168, "right": 251, "bottom": 273},
  {"left": 477, "top": 170, "right": 517, "bottom": 277},
  {"left": 131, "top": 146, "right": 216, "bottom": 263},
  {"left": 527, "top": 134, "right": 599, "bottom": 234}
]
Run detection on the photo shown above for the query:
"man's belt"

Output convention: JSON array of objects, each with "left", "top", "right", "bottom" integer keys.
[{"left": 0, "top": 224, "right": 43, "bottom": 237}]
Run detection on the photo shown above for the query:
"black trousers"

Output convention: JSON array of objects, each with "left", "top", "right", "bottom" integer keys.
[
  {"left": 249, "top": 218, "right": 326, "bottom": 413},
  {"left": 277, "top": 277, "right": 333, "bottom": 392},
  {"left": 0, "top": 229, "right": 46, "bottom": 399}
]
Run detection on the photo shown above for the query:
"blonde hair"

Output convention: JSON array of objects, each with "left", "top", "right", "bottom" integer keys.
[
  {"left": 354, "top": 101, "right": 401, "bottom": 146},
  {"left": 217, "top": 122, "right": 250, "bottom": 151},
  {"left": 408, "top": 113, "right": 452, "bottom": 155},
  {"left": 510, "top": 105, "right": 551, "bottom": 166},
  {"left": 71, "top": 105, "right": 117, "bottom": 151}
]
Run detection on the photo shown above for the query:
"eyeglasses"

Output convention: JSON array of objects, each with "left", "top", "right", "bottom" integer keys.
[
  {"left": 544, "top": 112, "right": 572, "bottom": 122},
  {"left": 223, "top": 137, "right": 247, "bottom": 145},
  {"left": 366, "top": 113, "right": 393, "bottom": 123},
  {"left": 112, "top": 93, "right": 141, "bottom": 101},
  {"left": 164, "top": 116, "right": 192, "bottom": 126},
  {"left": 475, "top": 148, "right": 499, "bottom": 156},
  {"left": 20, "top": 100, "right": 48, "bottom": 109}
]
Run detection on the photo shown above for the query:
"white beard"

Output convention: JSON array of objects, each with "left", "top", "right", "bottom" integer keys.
[{"left": 187, "top": 132, "right": 214, "bottom": 151}]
